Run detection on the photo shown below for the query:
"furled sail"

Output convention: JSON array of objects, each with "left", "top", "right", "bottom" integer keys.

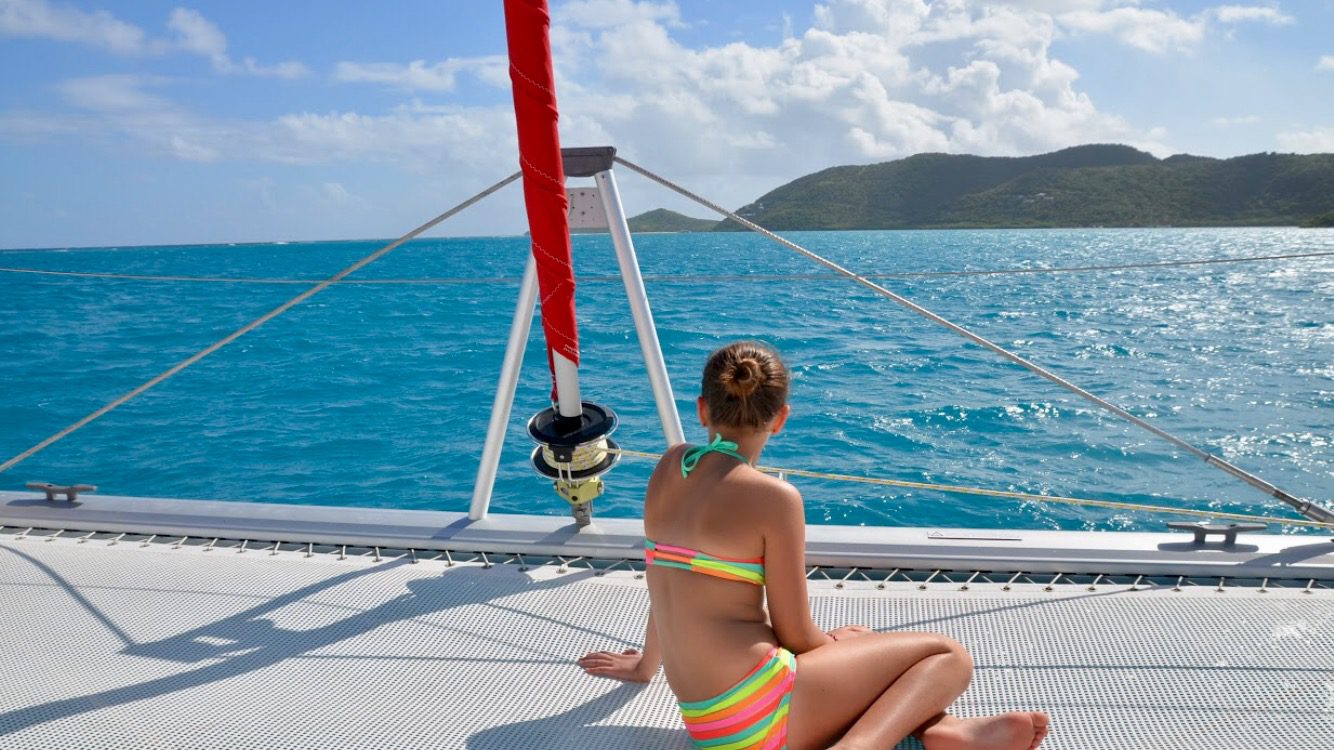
[{"left": 503, "top": 0, "right": 579, "bottom": 401}]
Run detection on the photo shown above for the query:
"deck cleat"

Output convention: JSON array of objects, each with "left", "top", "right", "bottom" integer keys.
[{"left": 527, "top": 401, "right": 619, "bottom": 526}]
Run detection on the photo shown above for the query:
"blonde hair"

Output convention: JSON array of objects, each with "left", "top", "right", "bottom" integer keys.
[{"left": 701, "top": 341, "right": 789, "bottom": 429}]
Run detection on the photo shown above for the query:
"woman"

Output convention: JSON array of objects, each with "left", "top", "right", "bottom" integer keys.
[{"left": 578, "top": 341, "right": 1049, "bottom": 750}]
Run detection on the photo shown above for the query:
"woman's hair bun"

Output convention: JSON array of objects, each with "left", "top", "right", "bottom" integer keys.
[
  {"left": 722, "top": 357, "right": 765, "bottom": 398},
  {"left": 701, "top": 341, "right": 789, "bottom": 429}
]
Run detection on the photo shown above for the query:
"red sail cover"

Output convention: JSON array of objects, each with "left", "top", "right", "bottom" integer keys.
[{"left": 504, "top": 0, "right": 579, "bottom": 396}]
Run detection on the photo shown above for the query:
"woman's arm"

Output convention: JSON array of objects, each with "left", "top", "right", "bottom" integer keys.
[
  {"left": 577, "top": 605, "right": 662, "bottom": 682},
  {"left": 762, "top": 482, "right": 834, "bottom": 654}
]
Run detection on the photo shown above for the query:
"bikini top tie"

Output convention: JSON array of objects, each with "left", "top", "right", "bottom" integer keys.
[{"left": 680, "top": 434, "right": 750, "bottom": 478}]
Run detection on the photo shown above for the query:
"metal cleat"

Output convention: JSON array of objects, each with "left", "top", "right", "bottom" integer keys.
[
  {"left": 26, "top": 481, "right": 96, "bottom": 502},
  {"left": 1167, "top": 522, "right": 1267, "bottom": 545}
]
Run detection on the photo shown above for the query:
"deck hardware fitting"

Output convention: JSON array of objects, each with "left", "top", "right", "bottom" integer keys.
[
  {"left": 373, "top": 547, "right": 382, "bottom": 562},
  {"left": 305, "top": 542, "right": 314, "bottom": 558},
  {"left": 444, "top": 550, "right": 455, "bottom": 567},
  {"left": 139, "top": 534, "right": 157, "bottom": 548},
  {"left": 44, "top": 529, "right": 64, "bottom": 542},
  {"left": 1174, "top": 575, "right": 1185, "bottom": 592},
  {"left": 76, "top": 531, "right": 95, "bottom": 544},
  {"left": 1304, "top": 579, "right": 1316, "bottom": 595},
  {"left": 203, "top": 538, "right": 219, "bottom": 552},
  {"left": 409, "top": 549, "right": 418, "bottom": 564},
  {"left": 836, "top": 568, "right": 861, "bottom": 589},
  {"left": 1088, "top": 574, "right": 1106, "bottom": 592},
  {"left": 26, "top": 481, "right": 96, "bottom": 502},
  {"left": 1002, "top": 571, "right": 1025, "bottom": 591},
  {"left": 337, "top": 545, "right": 347, "bottom": 560},
  {"left": 919, "top": 570, "right": 943, "bottom": 590},
  {"left": 15, "top": 527, "right": 33, "bottom": 540},
  {"left": 961, "top": 571, "right": 982, "bottom": 591},
  {"left": 1130, "top": 575, "right": 1145, "bottom": 591},
  {"left": 238, "top": 540, "right": 249, "bottom": 554},
  {"left": 1216, "top": 577, "right": 1227, "bottom": 593},
  {"left": 480, "top": 551, "right": 493, "bottom": 569},
  {"left": 877, "top": 568, "right": 902, "bottom": 589},
  {"left": 1258, "top": 577, "right": 1270, "bottom": 593},
  {"left": 107, "top": 533, "right": 126, "bottom": 546},
  {"left": 515, "top": 553, "right": 528, "bottom": 571},
  {"left": 1044, "top": 574, "right": 1064, "bottom": 592},
  {"left": 269, "top": 541, "right": 281, "bottom": 556}
]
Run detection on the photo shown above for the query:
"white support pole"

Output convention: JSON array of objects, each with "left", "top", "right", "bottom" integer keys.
[
  {"left": 594, "top": 168, "right": 686, "bottom": 446},
  {"left": 469, "top": 255, "right": 539, "bottom": 521},
  {"left": 553, "top": 352, "right": 582, "bottom": 418}
]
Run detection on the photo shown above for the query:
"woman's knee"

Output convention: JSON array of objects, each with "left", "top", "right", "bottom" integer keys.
[{"left": 924, "top": 634, "right": 974, "bottom": 674}]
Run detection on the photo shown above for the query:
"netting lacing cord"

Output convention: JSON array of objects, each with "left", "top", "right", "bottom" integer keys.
[
  {"left": 604, "top": 447, "right": 1334, "bottom": 531},
  {"left": 0, "top": 172, "right": 521, "bottom": 477},
  {"left": 612, "top": 155, "right": 1334, "bottom": 525}
]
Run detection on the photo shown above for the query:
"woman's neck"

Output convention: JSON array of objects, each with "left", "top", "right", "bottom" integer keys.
[{"left": 708, "top": 428, "right": 769, "bottom": 465}]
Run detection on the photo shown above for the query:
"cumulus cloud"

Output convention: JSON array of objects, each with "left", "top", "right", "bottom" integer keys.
[
  {"left": 332, "top": 57, "right": 507, "bottom": 92},
  {"left": 1318, "top": 55, "right": 1334, "bottom": 72},
  {"left": 167, "top": 8, "right": 308, "bottom": 79},
  {"left": 0, "top": 1, "right": 307, "bottom": 77},
  {"left": 1277, "top": 127, "right": 1334, "bottom": 153},
  {"left": 1055, "top": 2, "right": 1293, "bottom": 54},
  {"left": 1211, "top": 115, "right": 1260, "bottom": 126},
  {"left": 5, "top": 0, "right": 1185, "bottom": 214},
  {"left": 1210, "top": 5, "right": 1292, "bottom": 25},
  {"left": 0, "top": 0, "right": 150, "bottom": 54}
]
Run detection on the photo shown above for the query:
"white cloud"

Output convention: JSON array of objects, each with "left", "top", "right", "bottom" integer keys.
[
  {"left": 1318, "top": 55, "right": 1334, "bottom": 72},
  {"left": 0, "top": 1, "right": 306, "bottom": 77},
  {"left": 1055, "top": 2, "right": 1293, "bottom": 54},
  {"left": 1211, "top": 5, "right": 1292, "bottom": 25},
  {"left": 1057, "top": 7, "right": 1205, "bottom": 53},
  {"left": 167, "top": 7, "right": 308, "bottom": 79},
  {"left": 1211, "top": 115, "right": 1260, "bottom": 126},
  {"left": 0, "top": 0, "right": 150, "bottom": 54},
  {"left": 332, "top": 57, "right": 507, "bottom": 92},
  {"left": 1277, "top": 127, "right": 1334, "bottom": 153}
]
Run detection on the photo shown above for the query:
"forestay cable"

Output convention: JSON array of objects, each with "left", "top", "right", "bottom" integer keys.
[
  {"left": 614, "top": 155, "right": 1334, "bottom": 524},
  {"left": 0, "top": 172, "right": 520, "bottom": 477}
]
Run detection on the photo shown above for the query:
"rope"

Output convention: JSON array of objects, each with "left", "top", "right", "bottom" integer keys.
[
  {"left": 0, "top": 172, "right": 521, "bottom": 477},
  {"left": 605, "top": 447, "right": 1334, "bottom": 531},
  {"left": 4, "top": 250, "right": 1331, "bottom": 286},
  {"left": 613, "top": 155, "right": 1334, "bottom": 524}
]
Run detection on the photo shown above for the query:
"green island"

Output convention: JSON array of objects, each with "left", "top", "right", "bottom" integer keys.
[{"left": 624, "top": 144, "right": 1334, "bottom": 231}]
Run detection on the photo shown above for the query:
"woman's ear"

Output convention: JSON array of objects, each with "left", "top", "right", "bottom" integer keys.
[
  {"left": 770, "top": 404, "right": 792, "bottom": 435},
  {"left": 696, "top": 396, "right": 708, "bottom": 427}
]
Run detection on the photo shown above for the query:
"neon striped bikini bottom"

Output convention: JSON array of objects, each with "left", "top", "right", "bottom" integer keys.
[{"left": 677, "top": 646, "right": 797, "bottom": 750}]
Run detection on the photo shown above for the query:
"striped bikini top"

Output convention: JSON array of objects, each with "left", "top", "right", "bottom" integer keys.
[
  {"left": 644, "top": 435, "right": 765, "bottom": 585},
  {"left": 644, "top": 540, "right": 765, "bottom": 586}
]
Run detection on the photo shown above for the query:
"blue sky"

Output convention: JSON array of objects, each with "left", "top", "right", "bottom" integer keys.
[{"left": 2, "top": 0, "right": 1332, "bottom": 248}]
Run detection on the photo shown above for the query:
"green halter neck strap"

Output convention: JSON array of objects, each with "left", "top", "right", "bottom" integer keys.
[{"left": 680, "top": 434, "right": 751, "bottom": 478}]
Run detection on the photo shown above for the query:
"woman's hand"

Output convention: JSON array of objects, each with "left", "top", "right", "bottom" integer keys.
[
  {"left": 577, "top": 648, "right": 653, "bottom": 682},
  {"left": 828, "top": 625, "right": 875, "bottom": 642}
]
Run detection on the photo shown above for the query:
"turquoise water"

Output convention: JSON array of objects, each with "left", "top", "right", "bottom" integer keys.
[{"left": 1, "top": 228, "right": 1331, "bottom": 532}]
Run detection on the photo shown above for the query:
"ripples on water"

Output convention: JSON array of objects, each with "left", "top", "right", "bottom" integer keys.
[{"left": 1, "top": 228, "right": 1330, "bottom": 532}]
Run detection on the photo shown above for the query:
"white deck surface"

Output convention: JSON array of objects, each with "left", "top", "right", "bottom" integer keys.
[{"left": 3, "top": 532, "right": 1333, "bottom": 750}]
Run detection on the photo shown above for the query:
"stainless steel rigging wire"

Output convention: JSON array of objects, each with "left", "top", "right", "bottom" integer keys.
[
  {"left": 4, "top": 249, "right": 1332, "bottom": 285},
  {"left": 0, "top": 172, "right": 521, "bottom": 477},
  {"left": 614, "top": 155, "right": 1334, "bottom": 524}
]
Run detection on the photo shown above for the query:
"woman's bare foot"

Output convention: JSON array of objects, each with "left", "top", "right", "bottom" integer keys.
[{"left": 919, "top": 712, "right": 1049, "bottom": 750}]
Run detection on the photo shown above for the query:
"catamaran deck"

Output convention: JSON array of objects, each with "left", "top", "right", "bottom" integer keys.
[{"left": 2, "top": 494, "right": 1333, "bottom": 749}]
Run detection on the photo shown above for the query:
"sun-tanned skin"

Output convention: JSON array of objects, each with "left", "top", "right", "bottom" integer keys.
[{"left": 578, "top": 396, "right": 1049, "bottom": 750}]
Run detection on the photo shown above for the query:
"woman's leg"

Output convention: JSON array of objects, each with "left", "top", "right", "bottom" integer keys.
[{"left": 785, "top": 632, "right": 1047, "bottom": 750}]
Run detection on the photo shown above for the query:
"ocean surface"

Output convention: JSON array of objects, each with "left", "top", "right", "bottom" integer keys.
[{"left": 1, "top": 228, "right": 1331, "bottom": 533}]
